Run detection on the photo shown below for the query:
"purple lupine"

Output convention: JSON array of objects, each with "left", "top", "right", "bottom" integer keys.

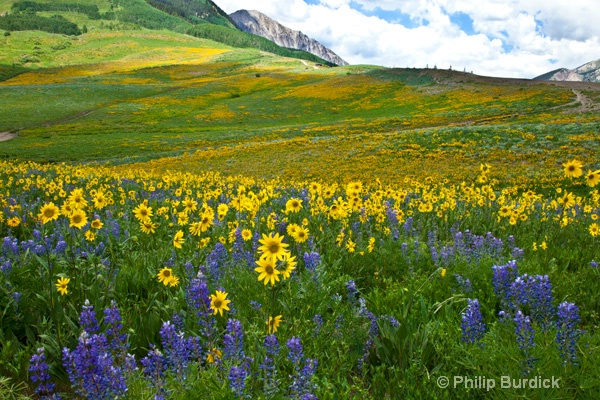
[
  {"left": 386, "top": 205, "right": 398, "bottom": 226},
  {"left": 514, "top": 311, "right": 535, "bottom": 374},
  {"left": 231, "top": 228, "right": 252, "bottom": 267},
  {"left": 159, "top": 321, "right": 196, "bottom": 379},
  {"left": 185, "top": 274, "right": 215, "bottom": 341},
  {"left": 110, "top": 221, "right": 121, "bottom": 240},
  {"left": 141, "top": 345, "right": 167, "bottom": 400},
  {"left": 289, "top": 358, "right": 318, "bottom": 400},
  {"left": 512, "top": 246, "right": 525, "bottom": 260},
  {"left": 286, "top": 337, "right": 304, "bottom": 364},
  {"left": 1, "top": 258, "right": 12, "bottom": 275},
  {"left": 346, "top": 280, "right": 358, "bottom": 305},
  {"left": 461, "top": 299, "right": 486, "bottom": 344},
  {"left": 492, "top": 260, "right": 518, "bottom": 309},
  {"left": 250, "top": 300, "right": 262, "bottom": 311},
  {"left": 2, "top": 236, "right": 19, "bottom": 256},
  {"left": 104, "top": 301, "right": 125, "bottom": 349},
  {"left": 229, "top": 365, "right": 248, "bottom": 398},
  {"left": 30, "top": 347, "right": 60, "bottom": 399},
  {"left": 224, "top": 319, "right": 245, "bottom": 362},
  {"left": 206, "top": 242, "right": 228, "bottom": 283},
  {"left": 380, "top": 315, "right": 400, "bottom": 328},
  {"left": 525, "top": 275, "right": 555, "bottom": 330},
  {"left": 455, "top": 274, "right": 473, "bottom": 294},
  {"left": 313, "top": 314, "right": 323, "bottom": 336},
  {"left": 427, "top": 231, "right": 439, "bottom": 264},
  {"left": 591, "top": 260, "right": 598, "bottom": 268},
  {"left": 12, "top": 291, "right": 22, "bottom": 310},
  {"left": 556, "top": 302, "right": 582, "bottom": 365},
  {"left": 401, "top": 242, "right": 408, "bottom": 257},
  {"left": 358, "top": 298, "right": 378, "bottom": 371},
  {"left": 80, "top": 300, "right": 100, "bottom": 334},
  {"left": 54, "top": 240, "right": 67, "bottom": 255},
  {"left": 62, "top": 331, "right": 127, "bottom": 400},
  {"left": 287, "top": 337, "right": 318, "bottom": 399},
  {"left": 260, "top": 334, "right": 280, "bottom": 396},
  {"left": 303, "top": 251, "right": 321, "bottom": 273},
  {"left": 402, "top": 217, "right": 413, "bottom": 235},
  {"left": 509, "top": 274, "right": 555, "bottom": 330}
]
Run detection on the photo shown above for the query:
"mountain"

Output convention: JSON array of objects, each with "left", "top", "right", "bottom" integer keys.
[
  {"left": 229, "top": 9, "right": 348, "bottom": 66},
  {"left": 534, "top": 59, "right": 600, "bottom": 82},
  {"left": 0, "top": 0, "right": 331, "bottom": 66}
]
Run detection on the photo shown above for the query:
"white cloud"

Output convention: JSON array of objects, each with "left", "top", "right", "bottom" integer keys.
[{"left": 216, "top": 0, "right": 600, "bottom": 78}]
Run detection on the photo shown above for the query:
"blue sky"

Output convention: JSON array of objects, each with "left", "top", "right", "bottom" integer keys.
[{"left": 216, "top": 0, "right": 600, "bottom": 78}]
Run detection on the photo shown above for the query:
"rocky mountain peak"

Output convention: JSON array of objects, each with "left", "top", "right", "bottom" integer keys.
[
  {"left": 535, "top": 59, "right": 600, "bottom": 82},
  {"left": 229, "top": 9, "right": 348, "bottom": 66}
]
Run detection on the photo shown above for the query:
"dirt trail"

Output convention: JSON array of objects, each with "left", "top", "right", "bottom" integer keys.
[
  {"left": 300, "top": 60, "right": 318, "bottom": 69},
  {"left": 0, "top": 132, "right": 17, "bottom": 142}
]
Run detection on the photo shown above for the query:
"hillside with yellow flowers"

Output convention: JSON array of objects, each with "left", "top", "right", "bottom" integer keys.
[{"left": 1, "top": 3, "right": 600, "bottom": 399}]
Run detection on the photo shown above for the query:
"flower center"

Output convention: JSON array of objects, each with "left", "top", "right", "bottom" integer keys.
[
  {"left": 265, "top": 265, "right": 274, "bottom": 274},
  {"left": 268, "top": 243, "right": 280, "bottom": 254}
]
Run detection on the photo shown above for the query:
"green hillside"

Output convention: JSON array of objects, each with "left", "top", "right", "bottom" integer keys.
[{"left": 0, "top": 0, "right": 332, "bottom": 65}]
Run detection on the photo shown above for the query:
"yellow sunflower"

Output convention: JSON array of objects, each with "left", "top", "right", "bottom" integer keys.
[
  {"left": 267, "top": 315, "right": 283, "bottom": 334},
  {"left": 207, "top": 347, "right": 222, "bottom": 364},
  {"left": 169, "top": 275, "right": 180, "bottom": 287},
  {"left": 55, "top": 277, "right": 70, "bottom": 295},
  {"left": 68, "top": 188, "right": 88, "bottom": 209},
  {"left": 173, "top": 230, "right": 185, "bottom": 249},
  {"left": 286, "top": 223, "right": 299, "bottom": 236},
  {"left": 38, "top": 202, "right": 60, "bottom": 224},
  {"left": 7, "top": 216, "right": 21, "bottom": 227},
  {"left": 590, "top": 223, "right": 599, "bottom": 237},
  {"left": 255, "top": 257, "right": 281, "bottom": 286},
  {"left": 241, "top": 228, "right": 252, "bottom": 241},
  {"left": 209, "top": 290, "right": 231, "bottom": 316},
  {"left": 217, "top": 203, "right": 229, "bottom": 215},
  {"left": 69, "top": 209, "right": 88, "bottom": 229},
  {"left": 189, "top": 222, "right": 202, "bottom": 237},
  {"left": 559, "top": 192, "right": 576, "bottom": 209},
  {"left": 92, "top": 191, "right": 107, "bottom": 209},
  {"left": 60, "top": 202, "right": 74, "bottom": 217},
  {"left": 84, "top": 231, "right": 96, "bottom": 242},
  {"left": 140, "top": 220, "right": 158, "bottom": 234},
  {"left": 198, "top": 211, "right": 214, "bottom": 233},
  {"left": 562, "top": 159, "right": 584, "bottom": 178},
  {"left": 285, "top": 198, "right": 303, "bottom": 213},
  {"left": 280, "top": 255, "right": 297, "bottom": 279},
  {"left": 587, "top": 170, "right": 600, "bottom": 187},
  {"left": 90, "top": 218, "right": 103, "bottom": 230},
  {"left": 257, "top": 232, "right": 289, "bottom": 261},
  {"left": 133, "top": 202, "right": 153, "bottom": 222},
  {"left": 292, "top": 226, "right": 309, "bottom": 243},
  {"left": 182, "top": 197, "right": 197, "bottom": 213},
  {"left": 157, "top": 268, "right": 173, "bottom": 285}
]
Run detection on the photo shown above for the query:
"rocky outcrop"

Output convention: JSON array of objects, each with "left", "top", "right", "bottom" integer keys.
[
  {"left": 535, "top": 59, "right": 600, "bottom": 82},
  {"left": 229, "top": 9, "right": 348, "bottom": 66}
]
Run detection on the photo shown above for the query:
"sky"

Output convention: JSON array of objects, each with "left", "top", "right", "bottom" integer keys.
[{"left": 215, "top": 0, "right": 600, "bottom": 78}]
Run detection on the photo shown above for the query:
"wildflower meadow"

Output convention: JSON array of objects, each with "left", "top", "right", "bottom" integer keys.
[{"left": 0, "top": 156, "right": 599, "bottom": 399}]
